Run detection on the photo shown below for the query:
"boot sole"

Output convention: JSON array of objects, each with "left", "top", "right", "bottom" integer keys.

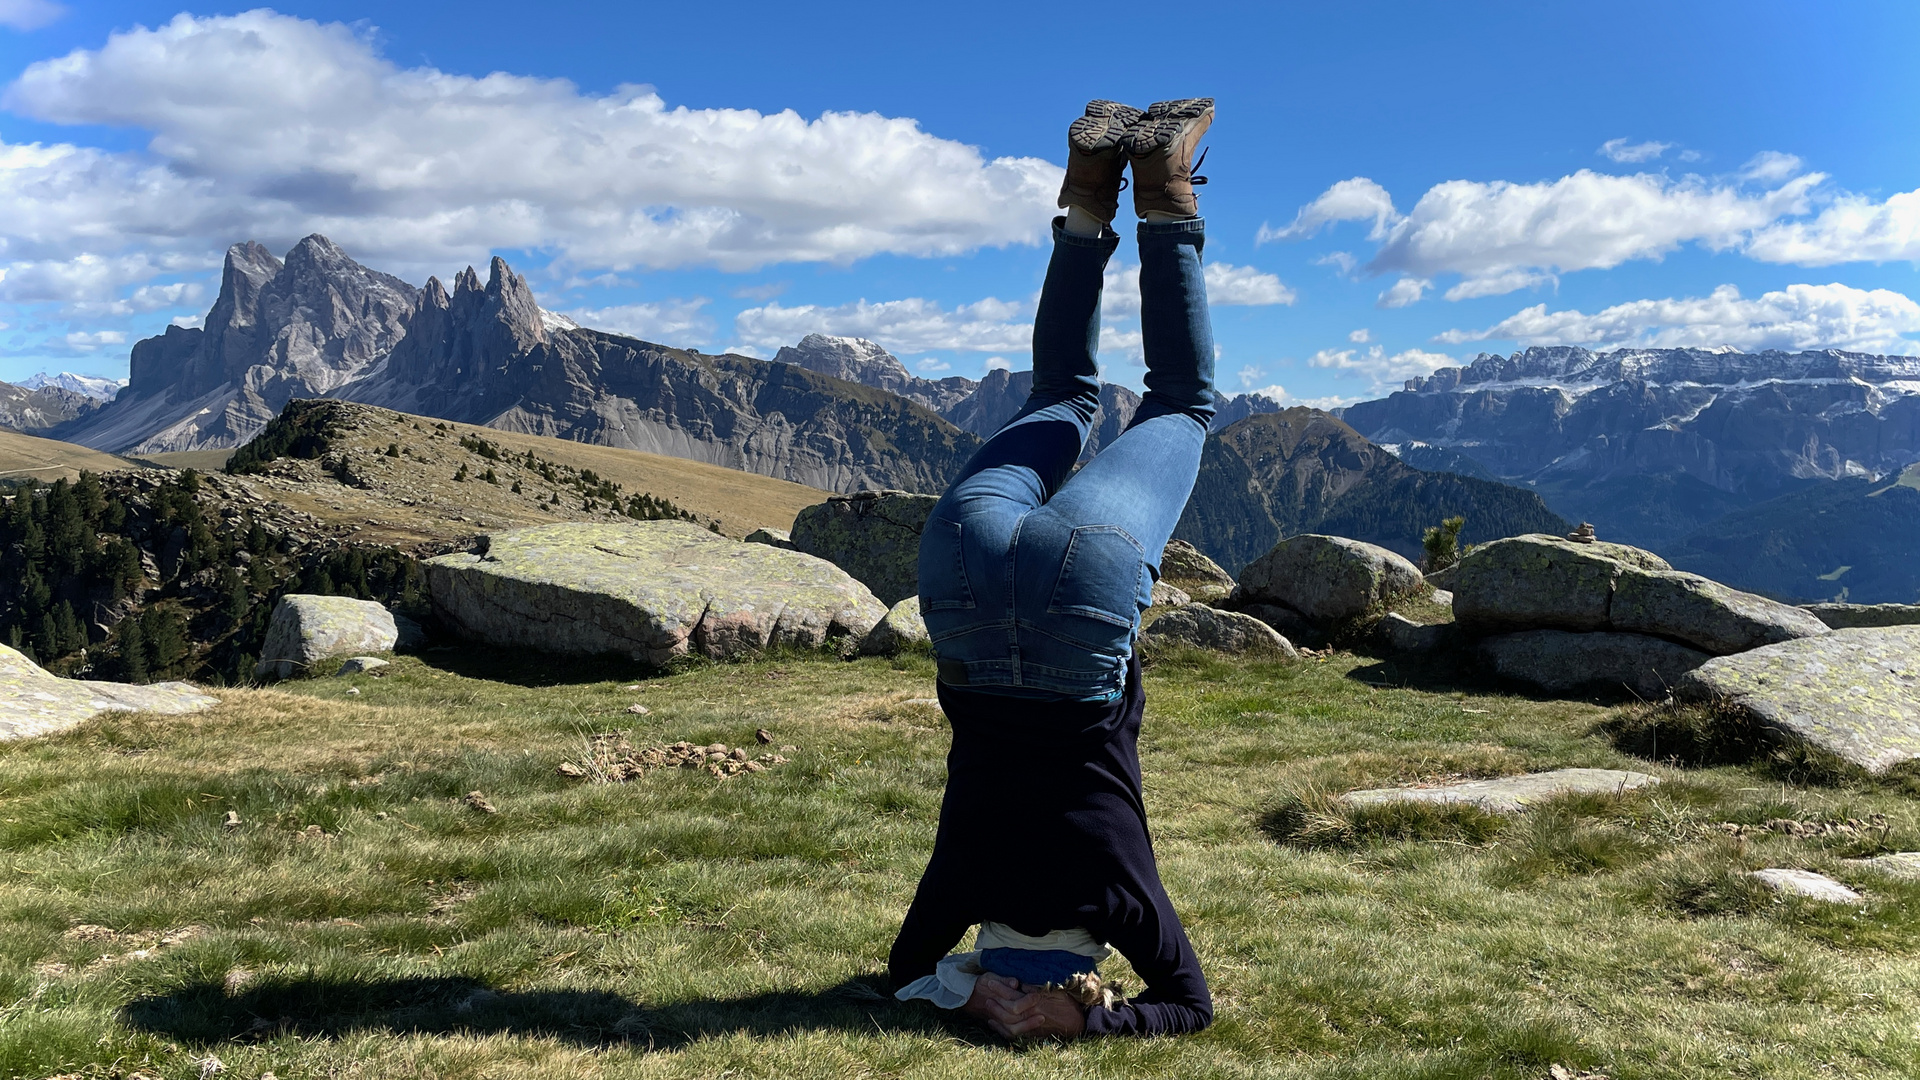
[
  {"left": 1069, "top": 100, "right": 1146, "bottom": 155},
  {"left": 1123, "top": 98, "right": 1215, "bottom": 155}
]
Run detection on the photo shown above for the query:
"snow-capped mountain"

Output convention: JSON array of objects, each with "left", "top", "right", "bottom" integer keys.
[{"left": 16, "top": 372, "right": 126, "bottom": 401}]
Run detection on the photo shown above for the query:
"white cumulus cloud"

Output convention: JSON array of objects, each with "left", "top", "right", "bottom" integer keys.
[
  {"left": 734, "top": 296, "right": 1031, "bottom": 355},
  {"left": 1257, "top": 177, "right": 1398, "bottom": 243},
  {"left": 1746, "top": 188, "right": 1920, "bottom": 266},
  {"left": 0, "top": 0, "right": 63, "bottom": 31},
  {"left": 1308, "top": 344, "right": 1455, "bottom": 392},
  {"left": 1599, "top": 138, "right": 1672, "bottom": 164},
  {"left": 0, "top": 10, "right": 1057, "bottom": 299},
  {"left": 1377, "top": 277, "right": 1431, "bottom": 308},
  {"left": 1102, "top": 262, "right": 1295, "bottom": 315},
  {"left": 562, "top": 299, "right": 714, "bottom": 344},
  {"left": 1433, "top": 282, "right": 1920, "bottom": 354}
]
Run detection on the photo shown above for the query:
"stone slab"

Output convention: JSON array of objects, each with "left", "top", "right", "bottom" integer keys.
[
  {"left": 425, "top": 520, "right": 887, "bottom": 665},
  {"left": 1749, "top": 868, "right": 1863, "bottom": 903},
  {"left": 256, "top": 594, "right": 398, "bottom": 679},
  {"left": 1676, "top": 626, "right": 1920, "bottom": 773},
  {"left": 1341, "top": 767, "right": 1661, "bottom": 814},
  {"left": 1804, "top": 602, "right": 1920, "bottom": 629},
  {"left": 1480, "top": 629, "right": 1712, "bottom": 699},
  {"left": 1145, "top": 603, "right": 1296, "bottom": 656},
  {"left": 1846, "top": 852, "right": 1920, "bottom": 879},
  {"left": 0, "top": 644, "right": 216, "bottom": 741}
]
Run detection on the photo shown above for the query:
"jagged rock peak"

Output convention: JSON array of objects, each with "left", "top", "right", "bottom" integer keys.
[
  {"left": 224, "top": 240, "right": 282, "bottom": 279},
  {"left": 775, "top": 334, "right": 913, "bottom": 383}
]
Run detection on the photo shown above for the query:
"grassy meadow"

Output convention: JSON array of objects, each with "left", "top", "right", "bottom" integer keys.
[{"left": 3, "top": 644, "right": 1919, "bottom": 1079}]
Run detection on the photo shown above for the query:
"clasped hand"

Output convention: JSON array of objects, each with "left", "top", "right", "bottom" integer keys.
[{"left": 959, "top": 972, "right": 1088, "bottom": 1041}]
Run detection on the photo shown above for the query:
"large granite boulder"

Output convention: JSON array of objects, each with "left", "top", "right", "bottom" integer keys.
[
  {"left": 1677, "top": 626, "right": 1920, "bottom": 773},
  {"left": 1159, "top": 540, "right": 1235, "bottom": 603},
  {"left": 425, "top": 521, "right": 888, "bottom": 666},
  {"left": 790, "top": 490, "right": 937, "bottom": 606},
  {"left": 1480, "top": 630, "right": 1713, "bottom": 699},
  {"left": 1145, "top": 603, "right": 1297, "bottom": 657},
  {"left": 859, "top": 596, "right": 930, "bottom": 656},
  {"left": 1804, "top": 603, "right": 1920, "bottom": 629},
  {"left": 744, "top": 527, "right": 795, "bottom": 550},
  {"left": 0, "top": 644, "right": 216, "bottom": 741},
  {"left": 1453, "top": 534, "right": 1827, "bottom": 655},
  {"left": 256, "top": 595, "right": 399, "bottom": 679},
  {"left": 1235, "top": 534, "right": 1423, "bottom": 625}
]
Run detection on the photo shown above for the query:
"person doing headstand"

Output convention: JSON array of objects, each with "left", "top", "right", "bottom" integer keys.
[{"left": 889, "top": 98, "right": 1218, "bottom": 1040}]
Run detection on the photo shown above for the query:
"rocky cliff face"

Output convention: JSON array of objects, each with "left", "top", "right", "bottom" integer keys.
[
  {"left": 0, "top": 383, "right": 105, "bottom": 435},
  {"left": 939, "top": 367, "right": 1144, "bottom": 457},
  {"left": 1174, "top": 408, "right": 1569, "bottom": 573},
  {"left": 61, "top": 236, "right": 418, "bottom": 453},
  {"left": 773, "top": 334, "right": 976, "bottom": 414},
  {"left": 73, "top": 236, "right": 981, "bottom": 494},
  {"left": 1341, "top": 345, "right": 1920, "bottom": 549}
]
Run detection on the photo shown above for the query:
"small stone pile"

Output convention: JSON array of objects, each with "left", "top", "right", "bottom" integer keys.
[{"left": 558, "top": 733, "right": 793, "bottom": 781}]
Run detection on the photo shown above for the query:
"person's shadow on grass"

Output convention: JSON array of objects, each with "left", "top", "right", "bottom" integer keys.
[{"left": 121, "top": 972, "right": 992, "bottom": 1050}]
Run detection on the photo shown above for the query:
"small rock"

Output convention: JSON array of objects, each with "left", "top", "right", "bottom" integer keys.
[
  {"left": 755, "top": 728, "right": 774, "bottom": 744},
  {"left": 1149, "top": 580, "right": 1192, "bottom": 608},
  {"left": 780, "top": 744, "right": 797, "bottom": 753},
  {"left": 1566, "top": 522, "right": 1598, "bottom": 544},
  {"left": 626, "top": 704, "right": 650, "bottom": 715},
  {"left": 744, "top": 527, "right": 796, "bottom": 549},
  {"left": 1158, "top": 539, "right": 1236, "bottom": 603},
  {"left": 705, "top": 743, "right": 728, "bottom": 755},
  {"left": 463, "top": 791, "right": 498, "bottom": 814},
  {"left": 1144, "top": 603, "right": 1296, "bottom": 656},
  {"left": 622, "top": 684, "right": 643, "bottom": 691},
  {"left": 1430, "top": 589, "right": 1453, "bottom": 606},
  {"left": 556, "top": 762, "right": 585, "bottom": 778},
  {"left": 223, "top": 810, "right": 242, "bottom": 830},
  {"left": 336, "top": 656, "right": 390, "bottom": 676},
  {"left": 1749, "top": 868, "right": 1863, "bottom": 904},
  {"left": 345, "top": 687, "right": 361, "bottom": 696},
  {"left": 859, "top": 595, "right": 931, "bottom": 656},
  {"left": 1846, "top": 852, "right": 1920, "bottom": 879},
  {"left": 1342, "top": 768, "right": 1661, "bottom": 814}
]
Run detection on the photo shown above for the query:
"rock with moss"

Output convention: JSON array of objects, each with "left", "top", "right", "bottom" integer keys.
[
  {"left": 1803, "top": 602, "right": 1920, "bottom": 629},
  {"left": 425, "top": 520, "right": 887, "bottom": 666},
  {"left": 1453, "top": 534, "right": 1826, "bottom": 655},
  {"left": 1676, "top": 626, "right": 1920, "bottom": 773},
  {"left": 1150, "top": 580, "right": 1192, "bottom": 608},
  {"left": 790, "top": 490, "right": 937, "bottom": 606},
  {"left": 1235, "top": 534, "right": 1422, "bottom": 626},
  {"left": 1342, "top": 768, "right": 1660, "bottom": 814},
  {"left": 745, "top": 527, "right": 795, "bottom": 550},
  {"left": 1480, "top": 629, "right": 1712, "bottom": 698},
  {"left": 860, "top": 596, "right": 930, "bottom": 656},
  {"left": 0, "top": 644, "right": 216, "bottom": 741},
  {"left": 1145, "top": 603, "right": 1297, "bottom": 656},
  {"left": 256, "top": 594, "right": 399, "bottom": 679},
  {"left": 1159, "top": 539, "right": 1235, "bottom": 603}
]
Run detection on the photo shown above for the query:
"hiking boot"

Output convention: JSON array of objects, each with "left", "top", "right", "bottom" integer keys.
[
  {"left": 1057, "top": 100, "right": 1146, "bottom": 224},
  {"left": 1123, "top": 98, "right": 1213, "bottom": 218}
]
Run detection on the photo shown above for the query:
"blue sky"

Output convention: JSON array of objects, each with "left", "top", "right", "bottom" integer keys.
[{"left": 3, "top": 1, "right": 1920, "bottom": 405}]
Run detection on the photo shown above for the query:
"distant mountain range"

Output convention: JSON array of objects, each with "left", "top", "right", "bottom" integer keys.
[
  {"left": 15, "top": 235, "right": 1602, "bottom": 575},
  {"left": 17, "top": 373, "right": 125, "bottom": 401},
  {"left": 1343, "top": 346, "right": 1920, "bottom": 601}
]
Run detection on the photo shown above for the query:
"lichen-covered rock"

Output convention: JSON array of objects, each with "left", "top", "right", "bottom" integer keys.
[
  {"left": 1159, "top": 539, "right": 1235, "bottom": 603},
  {"left": 745, "top": 527, "right": 796, "bottom": 550},
  {"left": 425, "top": 521, "right": 887, "bottom": 665},
  {"left": 790, "top": 490, "right": 936, "bottom": 606},
  {"left": 1236, "top": 602, "right": 1326, "bottom": 648},
  {"left": 1612, "top": 570, "right": 1830, "bottom": 655},
  {"left": 256, "top": 595, "right": 399, "bottom": 679},
  {"left": 1480, "top": 630, "right": 1712, "bottom": 698},
  {"left": 860, "top": 596, "right": 930, "bottom": 656},
  {"left": 1236, "top": 534, "right": 1423, "bottom": 625},
  {"left": 1144, "top": 603, "right": 1296, "bottom": 656},
  {"left": 1150, "top": 580, "right": 1192, "bottom": 608},
  {"left": 0, "top": 644, "right": 216, "bottom": 741},
  {"left": 1451, "top": 535, "right": 1643, "bottom": 634},
  {"left": 1748, "top": 869, "right": 1862, "bottom": 904},
  {"left": 1677, "top": 626, "right": 1920, "bottom": 773},
  {"left": 336, "top": 656, "right": 389, "bottom": 676},
  {"left": 1804, "top": 602, "right": 1920, "bottom": 629},
  {"left": 1377, "top": 612, "right": 1453, "bottom": 654},
  {"left": 1454, "top": 534, "right": 1827, "bottom": 655},
  {"left": 1342, "top": 768, "right": 1660, "bottom": 814}
]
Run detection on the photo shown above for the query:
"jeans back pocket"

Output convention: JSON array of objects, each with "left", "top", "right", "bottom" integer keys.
[
  {"left": 918, "top": 517, "right": 977, "bottom": 612},
  {"left": 1046, "top": 525, "right": 1146, "bottom": 629}
]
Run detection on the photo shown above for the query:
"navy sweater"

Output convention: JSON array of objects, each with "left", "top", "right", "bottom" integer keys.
[{"left": 887, "top": 656, "right": 1213, "bottom": 1037}]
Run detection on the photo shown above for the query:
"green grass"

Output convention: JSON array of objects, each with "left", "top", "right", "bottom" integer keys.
[{"left": 3, "top": 644, "right": 1920, "bottom": 1078}]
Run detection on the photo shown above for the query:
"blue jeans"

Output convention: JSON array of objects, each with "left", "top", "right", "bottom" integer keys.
[{"left": 918, "top": 217, "right": 1217, "bottom": 698}]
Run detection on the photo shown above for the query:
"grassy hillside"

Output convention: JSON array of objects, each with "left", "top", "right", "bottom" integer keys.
[
  {"left": 1, "top": 646, "right": 1916, "bottom": 1078},
  {"left": 0, "top": 429, "right": 153, "bottom": 484},
  {"left": 226, "top": 399, "right": 826, "bottom": 547}
]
